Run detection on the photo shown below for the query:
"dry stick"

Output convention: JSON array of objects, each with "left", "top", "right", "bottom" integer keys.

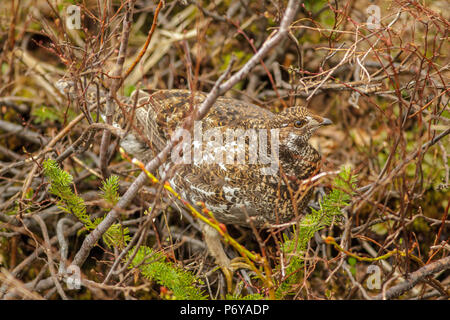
[
  {"left": 428, "top": 201, "right": 449, "bottom": 264},
  {"left": 357, "top": 128, "right": 450, "bottom": 204},
  {"left": 121, "top": 0, "right": 164, "bottom": 82},
  {"left": 0, "top": 119, "right": 48, "bottom": 145},
  {"left": 56, "top": 218, "right": 75, "bottom": 275},
  {"left": 102, "top": 197, "right": 163, "bottom": 284},
  {"left": 70, "top": 0, "right": 300, "bottom": 269},
  {"left": 20, "top": 106, "right": 97, "bottom": 210},
  {"left": 99, "top": 0, "right": 136, "bottom": 178},
  {"left": 342, "top": 262, "right": 373, "bottom": 300},
  {"left": 231, "top": 20, "right": 288, "bottom": 109},
  {"left": 31, "top": 215, "right": 68, "bottom": 300},
  {"left": 0, "top": 144, "right": 24, "bottom": 161},
  {"left": 374, "top": 255, "right": 450, "bottom": 300},
  {"left": 56, "top": 123, "right": 125, "bottom": 163},
  {"left": 0, "top": 220, "right": 85, "bottom": 299},
  {"left": 98, "top": 0, "right": 162, "bottom": 178},
  {"left": 0, "top": 269, "right": 44, "bottom": 300}
]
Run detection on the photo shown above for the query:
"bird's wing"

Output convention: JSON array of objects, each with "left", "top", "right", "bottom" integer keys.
[{"left": 137, "top": 89, "right": 274, "bottom": 142}]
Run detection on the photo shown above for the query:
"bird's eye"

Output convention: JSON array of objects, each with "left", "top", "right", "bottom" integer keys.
[{"left": 294, "top": 120, "right": 304, "bottom": 128}]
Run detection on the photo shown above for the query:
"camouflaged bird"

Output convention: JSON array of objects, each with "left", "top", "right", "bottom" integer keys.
[
  {"left": 56, "top": 79, "right": 332, "bottom": 268},
  {"left": 124, "top": 89, "right": 332, "bottom": 227}
]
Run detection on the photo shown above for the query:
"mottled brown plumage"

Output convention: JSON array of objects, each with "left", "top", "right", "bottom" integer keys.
[
  {"left": 123, "top": 89, "right": 332, "bottom": 227},
  {"left": 56, "top": 79, "right": 332, "bottom": 269}
]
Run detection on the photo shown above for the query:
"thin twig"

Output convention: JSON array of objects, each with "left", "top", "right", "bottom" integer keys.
[{"left": 374, "top": 256, "right": 450, "bottom": 300}]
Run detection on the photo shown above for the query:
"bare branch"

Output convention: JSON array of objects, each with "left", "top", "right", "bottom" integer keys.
[{"left": 375, "top": 256, "right": 450, "bottom": 300}]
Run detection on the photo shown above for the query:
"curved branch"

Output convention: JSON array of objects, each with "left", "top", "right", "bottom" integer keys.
[{"left": 375, "top": 256, "right": 450, "bottom": 300}]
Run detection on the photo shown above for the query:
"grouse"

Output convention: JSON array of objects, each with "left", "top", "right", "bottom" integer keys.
[{"left": 56, "top": 80, "right": 332, "bottom": 269}]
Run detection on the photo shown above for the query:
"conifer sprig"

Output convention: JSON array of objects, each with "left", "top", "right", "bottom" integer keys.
[{"left": 43, "top": 159, "right": 130, "bottom": 248}]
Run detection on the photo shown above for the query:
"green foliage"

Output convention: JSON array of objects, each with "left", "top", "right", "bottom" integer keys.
[
  {"left": 100, "top": 221, "right": 130, "bottom": 249},
  {"left": 370, "top": 220, "right": 394, "bottom": 236},
  {"left": 276, "top": 167, "right": 357, "bottom": 298},
  {"left": 303, "top": 0, "right": 335, "bottom": 27},
  {"left": 100, "top": 175, "right": 120, "bottom": 206},
  {"left": 2, "top": 63, "right": 8, "bottom": 75},
  {"left": 43, "top": 159, "right": 91, "bottom": 227},
  {"left": 220, "top": 51, "right": 252, "bottom": 72},
  {"left": 129, "top": 246, "right": 207, "bottom": 300},
  {"left": 347, "top": 257, "right": 357, "bottom": 276},
  {"left": 32, "top": 105, "right": 76, "bottom": 124},
  {"left": 32, "top": 105, "right": 60, "bottom": 124},
  {"left": 43, "top": 159, "right": 129, "bottom": 249},
  {"left": 124, "top": 85, "right": 136, "bottom": 97}
]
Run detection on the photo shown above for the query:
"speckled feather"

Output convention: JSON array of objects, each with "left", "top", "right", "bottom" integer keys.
[
  {"left": 123, "top": 89, "right": 329, "bottom": 227},
  {"left": 55, "top": 80, "right": 330, "bottom": 228}
]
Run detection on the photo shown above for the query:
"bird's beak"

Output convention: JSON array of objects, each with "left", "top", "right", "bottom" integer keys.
[
  {"left": 320, "top": 117, "right": 333, "bottom": 126},
  {"left": 307, "top": 116, "right": 333, "bottom": 129}
]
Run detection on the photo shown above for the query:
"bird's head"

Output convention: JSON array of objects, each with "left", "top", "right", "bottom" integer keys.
[
  {"left": 270, "top": 106, "right": 332, "bottom": 151},
  {"left": 55, "top": 78, "right": 109, "bottom": 102},
  {"left": 55, "top": 79, "right": 77, "bottom": 98},
  {"left": 55, "top": 78, "right": 110, "bottom": 116}
]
